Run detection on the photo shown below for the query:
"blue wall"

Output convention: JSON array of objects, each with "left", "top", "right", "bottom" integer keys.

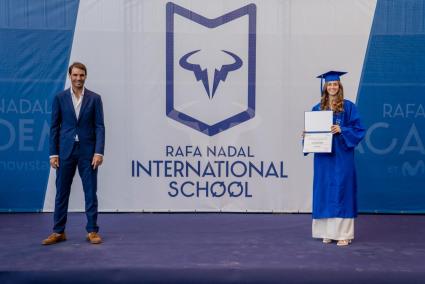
[
  {"left": 357, "top": 0, "right": 425, "bottom": 213},
  {"left": 0, "top": 0, "right": 79, "bottom": 211}
]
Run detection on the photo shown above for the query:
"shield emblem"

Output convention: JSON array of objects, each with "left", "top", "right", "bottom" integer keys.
[{"left": 166, "top": 2, "right": 256, "bottom": 136}]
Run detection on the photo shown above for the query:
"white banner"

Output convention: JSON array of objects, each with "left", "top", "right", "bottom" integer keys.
[{"left": 43, "top": 0, "right": 376, "bottom": 212}]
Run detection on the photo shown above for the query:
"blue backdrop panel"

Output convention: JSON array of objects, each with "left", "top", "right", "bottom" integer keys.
[
  {"left": 0, "top": 0, "right": 79, "bottom": 211},
  {"left": 357, "top": 0, "right": 425, "bottom": 213}
]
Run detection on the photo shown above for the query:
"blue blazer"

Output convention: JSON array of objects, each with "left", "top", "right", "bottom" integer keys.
[{"left": 50, "top": 88, "right": 105, "bottom": 159}]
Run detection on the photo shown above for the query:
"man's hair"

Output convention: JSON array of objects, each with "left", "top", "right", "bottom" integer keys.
[{"left": 68, "top": 62, "right": 87, "bottom": 75}]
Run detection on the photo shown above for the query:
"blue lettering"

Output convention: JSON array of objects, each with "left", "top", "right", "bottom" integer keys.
[
  {"left": 168, "top": 181, "right": 179, "bottom": 197},
  {"left": 134, "top": 160, "right": 152, "bottom": 177},
  {"left": 228, "top": 146, "right": 237, "bottom": 157},
  {"left": 265, "top": 163, "right": 279, "bottom": 177},
  {"left": 166, "top": 145, "right": 173, "bottom": 157},
  {"left": 181, "top": 181, "right": 195, "bottom": 197},
  {"left": 248, "top": 161, "right": 263, "bottom": 177},
  {"left": 211, "top": 182, "right": 226, "bottom": 197},
  {"left": 176, "top": 147, "right": 184, "bottom": 157},
  {"left": 231, "top": 161, "right": 247, "bottom": 177},
  {"left": 202, "top": 162, "right": 216, "bottom": 177},
  {"left": 218, "top": 147, "right": 226, "bottom": 157},
  {"left": 279, "top": 161, "right": 288, "bottom": 178},
  {"left": 174, "top": 160, "right": 184, "bottom": 177},
  {"left": 207, "top": 146, "right": 216, "bottom": 157},
  {"left": 164, "top": 160, "right": 173, "bottom": 177},
  {"left": 196, "top": 181, "right": 209, "bottom": 197},
  {"left": 168, "top": 181, "right": 251, "bottom": 198}
]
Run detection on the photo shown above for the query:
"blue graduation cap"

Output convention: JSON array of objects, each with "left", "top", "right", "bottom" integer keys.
[{"left": 317, "top": 71, "right": 347, "bottom": 94}]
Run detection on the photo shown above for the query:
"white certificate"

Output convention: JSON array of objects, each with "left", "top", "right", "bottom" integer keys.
[
  {"left": 303, "top": 111, "right": 333, "bottom": 153},
  {"left": 304, "top": 111, "right": 333, "bottom": 132},
  {"left": 303, "top": 132, "right": 333, "bottom": 153}
]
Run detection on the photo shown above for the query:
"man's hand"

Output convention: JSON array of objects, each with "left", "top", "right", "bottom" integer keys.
[
  {"left": 50, "top": 157, "right": 59, "bottom": 169},
  {"left": 92, "top": 155, "right": 103, "bottom": 170}
]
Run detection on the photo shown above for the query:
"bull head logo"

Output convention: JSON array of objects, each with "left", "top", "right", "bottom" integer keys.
[{"left": 179, "top": 50, "right": 243, "bottom": 99}]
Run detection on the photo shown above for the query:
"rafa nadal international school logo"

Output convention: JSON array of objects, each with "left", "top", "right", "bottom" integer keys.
[{"left": 166, "top": 2, "right": 256, "bottom": 136}]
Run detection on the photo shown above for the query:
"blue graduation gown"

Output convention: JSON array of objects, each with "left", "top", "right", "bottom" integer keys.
[{"left": 311, "top": 99, "right": 366, "bottom": 219}]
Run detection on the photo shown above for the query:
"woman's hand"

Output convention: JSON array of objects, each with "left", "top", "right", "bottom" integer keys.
[{"left": 331, "top": 125, "right": 341, "bottom": 134}]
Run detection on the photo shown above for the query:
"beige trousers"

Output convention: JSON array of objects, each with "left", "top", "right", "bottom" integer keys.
[{"left": 312, "top": 218, "right": 354, "bottom": 240}]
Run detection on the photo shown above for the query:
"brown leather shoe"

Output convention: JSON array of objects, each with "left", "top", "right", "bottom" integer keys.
[
  {"left": 87, "top": 232, "right": 102, "bottom": 244},
  {"left": 42, "top": 232, "right": 66, "bottom": 245}
]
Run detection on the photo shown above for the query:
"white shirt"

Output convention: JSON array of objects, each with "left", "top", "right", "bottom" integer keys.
[
  {"left": 71, "top": 87, "right": 84, "bottom": 123},
  {"left": 71, "top": 87, "right": 84, "bottom": 141}
]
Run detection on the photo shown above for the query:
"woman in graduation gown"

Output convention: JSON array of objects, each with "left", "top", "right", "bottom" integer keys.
[{"left": 310, "top": 71, "right": 366, "bottom": 246}]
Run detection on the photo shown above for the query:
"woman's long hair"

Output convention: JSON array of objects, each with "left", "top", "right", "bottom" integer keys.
[{"left": 320, "top": 81, "right": 344, "bottom": 113}]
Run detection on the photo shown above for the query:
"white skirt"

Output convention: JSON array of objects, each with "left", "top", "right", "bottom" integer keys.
[{"left": 312, "top": 218, "right": 354, "bottom": 240}]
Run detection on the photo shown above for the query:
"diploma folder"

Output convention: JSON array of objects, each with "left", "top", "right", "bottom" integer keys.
[{"left": 303, "top": 111, "right": 333, "bottom": 153}]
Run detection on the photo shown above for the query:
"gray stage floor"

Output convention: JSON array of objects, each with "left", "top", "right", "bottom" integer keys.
[{"left": 0, "top": 213, "right": 424, "bottom": 283}]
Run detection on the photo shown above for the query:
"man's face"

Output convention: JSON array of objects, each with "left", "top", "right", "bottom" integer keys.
[{"left": 69, "top": 67, "right": 86, "bottom": 90}]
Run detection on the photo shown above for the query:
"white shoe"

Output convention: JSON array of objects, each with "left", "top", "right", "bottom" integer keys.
[
  {"left": 336, "top": 239, "right": 352, "bottom": 246},
  {"left": 322, "top": 238, "right": 332, "bottom": 244}
]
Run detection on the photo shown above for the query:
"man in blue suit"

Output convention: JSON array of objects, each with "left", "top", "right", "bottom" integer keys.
[{"left": 42, "top": 62, "right": 105, "bottom": 245}]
